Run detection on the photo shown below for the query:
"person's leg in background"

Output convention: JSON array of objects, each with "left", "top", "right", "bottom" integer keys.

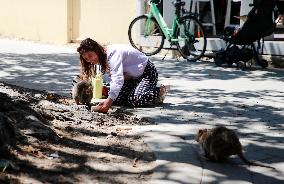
[{"left": 276, "top": 0, "right": 284, "bottom": 26}]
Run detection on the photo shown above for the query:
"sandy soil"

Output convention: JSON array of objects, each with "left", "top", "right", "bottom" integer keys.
[{"left": 0, "top": 82, "right": 155, "bottom": 184}]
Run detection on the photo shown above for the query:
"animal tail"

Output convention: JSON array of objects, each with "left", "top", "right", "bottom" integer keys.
[{"left": 239, "top": 153, "right": 275, "bottom": 169}]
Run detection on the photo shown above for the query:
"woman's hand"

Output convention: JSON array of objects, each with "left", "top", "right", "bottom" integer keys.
[{"left": 98, "top": 97, "right": 113, "bottom": 113}]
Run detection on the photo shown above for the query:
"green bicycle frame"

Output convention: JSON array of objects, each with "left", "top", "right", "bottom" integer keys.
[{"left": 145, "top": 2, "right": 180, "bottom": 42}]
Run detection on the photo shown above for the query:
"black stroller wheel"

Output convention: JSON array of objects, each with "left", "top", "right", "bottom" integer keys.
[
  {"left": 259, "top": 59, "right": 268, "bottom": 68},
  {"left": 227, "top": 59, "right": 233, "bottom": 66},
  {"left": 237, "top": 61, "right": 246, "bottom": 70},
  {"left": 214, "top": 53, "right": 224, "bottom": 67}
]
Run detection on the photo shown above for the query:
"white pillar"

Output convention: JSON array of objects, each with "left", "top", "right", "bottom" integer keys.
[{"left": 137, "top": 0, "right": 145, "bottom": 16}]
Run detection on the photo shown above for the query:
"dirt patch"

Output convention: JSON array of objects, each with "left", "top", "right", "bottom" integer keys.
[{"left": 0, "top": 82, "right": 156, "bottom": 184}]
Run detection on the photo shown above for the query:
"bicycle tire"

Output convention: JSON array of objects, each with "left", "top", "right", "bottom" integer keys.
[
  {"left": 175, "top": 16, "right": 207, "bottom": 62},
  {"left": 128, "top": 15, "right": 165, "bottom": 56}
]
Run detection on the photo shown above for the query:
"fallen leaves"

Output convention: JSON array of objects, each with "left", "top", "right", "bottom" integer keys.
[
  {"left": 22, "top": 145, "right": 45, "bottom": 158},
  {"left": 116, "top": 127, "right": 132, "bottom": 132},
  {"left": 46, "top": 93, "right": 55, "bottom": 101}
]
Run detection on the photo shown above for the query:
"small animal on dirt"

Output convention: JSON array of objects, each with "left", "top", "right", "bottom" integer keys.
[
  {"left": 195, "top": 126, "right": 275, "bottom": 169},
  {"left": 72, "top": 80, "right": 92, "bottom": 106}
]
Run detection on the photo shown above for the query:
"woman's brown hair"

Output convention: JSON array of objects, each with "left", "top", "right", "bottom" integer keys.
[{"left": 77, "top": 38, "right": 107, "bottom": 79}]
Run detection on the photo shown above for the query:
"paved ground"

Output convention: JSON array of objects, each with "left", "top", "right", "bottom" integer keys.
[{"left": 0, "top": 38, "right": 283, "bottom": 184}]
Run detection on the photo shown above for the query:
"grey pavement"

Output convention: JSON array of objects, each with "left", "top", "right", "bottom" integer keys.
[{"left": 0, "top": 38, "right": 283, "bottom": 184}]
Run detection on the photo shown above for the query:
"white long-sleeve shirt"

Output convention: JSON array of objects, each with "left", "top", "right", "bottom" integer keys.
[{"left": 106, "top": 44, "right": 148, "bottom": 100}]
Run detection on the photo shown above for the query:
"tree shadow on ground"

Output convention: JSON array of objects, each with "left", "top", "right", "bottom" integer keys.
[
  {"left": 125, "top": 58, "right": 284, "bottom": 183},
  {"left": 151, "top": 56, "right": 284, "bottom": 82},
  {"left": 0, "top": 53, "right": 79, "bottom": 96},
  {"left": 0, "top": 83, "right": 155, "bottom": 183},
  {"left": 1, "top": 52, "right": 283, "bottom": 183}
]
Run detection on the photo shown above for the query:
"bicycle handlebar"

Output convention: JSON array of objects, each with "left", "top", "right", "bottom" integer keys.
[{"left": 173, "top": 0, "right": 185, "bottom": 8}]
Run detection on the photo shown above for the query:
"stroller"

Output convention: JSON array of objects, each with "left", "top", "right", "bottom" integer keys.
[{"left": 214, "top": 0, "right": 277, "bottom": 70}]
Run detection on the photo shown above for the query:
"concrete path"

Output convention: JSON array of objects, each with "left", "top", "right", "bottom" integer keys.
[{"left": 0, "top": 38, "right": 283, "bottom": 184}]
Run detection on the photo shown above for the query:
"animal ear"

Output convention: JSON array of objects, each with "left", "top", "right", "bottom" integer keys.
[
  {"left": 199, "top": 129, "right": 207, "bottom": 134},
  {"left": 196, "top": 129, "right": 204, "bottom": 141},
  {"left": 197, "top": 129, "right": 204, "bottom": 138}
]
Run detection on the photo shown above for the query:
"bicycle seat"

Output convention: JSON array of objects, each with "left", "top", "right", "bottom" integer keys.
[{"left": 173, "top": 0, "right": 185, "bottom": 8}]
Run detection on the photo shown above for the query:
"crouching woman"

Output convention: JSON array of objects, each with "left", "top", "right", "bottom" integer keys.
[{"left": 76, "top": 38, "right": 167, "bottom": 112}]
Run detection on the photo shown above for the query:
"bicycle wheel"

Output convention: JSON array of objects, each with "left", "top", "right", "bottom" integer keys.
[
  {"left": 175, "top": 16, "right": 207, "bottom": 62},
  {"left": 128, "top": 15, "right": 165, "bottom": 56}
]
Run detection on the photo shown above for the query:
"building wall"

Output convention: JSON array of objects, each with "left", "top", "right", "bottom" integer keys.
[
  {"left": 0, "top": 0, "right": 137, "bottom": 44},
  {"left": 0, "top": 0, "right": 69, "bottom": 43},
  {"left": 71, "top": 0, "right": 137, "bottom": 44}
]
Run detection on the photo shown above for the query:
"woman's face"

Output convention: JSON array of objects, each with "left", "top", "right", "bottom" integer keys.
[{"left": 82, "top": 51, "right": 99, "bottom": 65}]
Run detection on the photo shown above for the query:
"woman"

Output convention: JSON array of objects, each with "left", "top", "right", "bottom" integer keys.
[{"left": 76, "top": 38, "right": 168, "bottom": 112}]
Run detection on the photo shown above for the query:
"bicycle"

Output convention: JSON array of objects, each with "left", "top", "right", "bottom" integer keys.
[{"left": 128, "top": 0, "right": 207, "bottom": 61}]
